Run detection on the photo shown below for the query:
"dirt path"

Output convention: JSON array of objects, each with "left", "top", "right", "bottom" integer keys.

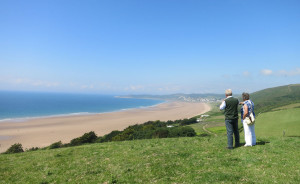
[{"left": 202, "top": 124, "right": 217, "bottom": 136}]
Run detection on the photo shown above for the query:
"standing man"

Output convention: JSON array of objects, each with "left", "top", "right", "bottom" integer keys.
[{"left": 220, "top": 89, "right": 240, "bottom": 149}]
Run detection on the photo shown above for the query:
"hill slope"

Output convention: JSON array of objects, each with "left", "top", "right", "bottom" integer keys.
[
  {"left": 0, "top": 136, "right": 299, "bottom": 184},
  {"left": 251, "top": 84, "right": 300, "bottom": 113},
  {"left": 255, "top": 107, "right": 300, "bottom": 137}
]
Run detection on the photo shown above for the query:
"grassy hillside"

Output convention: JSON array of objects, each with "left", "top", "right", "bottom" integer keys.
[
  {"left": 195, "top": 103, "right": 300, "bottom": 137},
  {"left": 251, "top": 84, "right": 300, "bottom": 113},
  {"left": 193, "top": 84, "right": 300, "bottom": 136},
  {"left": 1, "top": 136, "right": 299, "bottom": 184},
  {"left": 255, "top": 107, "right": 300, "bottom": 137}
]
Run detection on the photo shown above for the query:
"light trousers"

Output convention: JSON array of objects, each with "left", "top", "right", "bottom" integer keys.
[{"left": 242, "top": 121, "right": 256, "bottom": 146}]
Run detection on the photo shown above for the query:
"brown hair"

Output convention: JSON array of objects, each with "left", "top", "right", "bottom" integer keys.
[{"left": 242, "top": 92, "right": 250, "bottom": 100}]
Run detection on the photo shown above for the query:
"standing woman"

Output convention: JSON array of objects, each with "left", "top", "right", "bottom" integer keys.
[{"left": 241, "top": 92, "right": 256, "bottom": 146}]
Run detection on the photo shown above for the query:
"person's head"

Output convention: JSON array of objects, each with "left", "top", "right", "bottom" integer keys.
[
  {"left": 225, "top": 89, "right": 232, "bottom": 97},
  {"left": 242, "top": 92, "right": 250, "bottom": 101}
]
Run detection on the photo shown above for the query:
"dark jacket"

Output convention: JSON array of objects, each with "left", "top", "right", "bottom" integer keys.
[{"left": 224, "top": 97, "right": 239, "bottom": 120}]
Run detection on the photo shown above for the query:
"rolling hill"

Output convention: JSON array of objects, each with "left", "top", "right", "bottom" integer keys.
[{"left": 250, "top": 84, "right": 300, "bottom": 113}]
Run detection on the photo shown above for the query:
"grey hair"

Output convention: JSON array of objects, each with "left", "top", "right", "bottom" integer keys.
[
  {"left": 225, "top": 89, "right": 232, "bottom": 96},
  {"left": 242, "top": 92, "right": 250, "bottom": 100}
]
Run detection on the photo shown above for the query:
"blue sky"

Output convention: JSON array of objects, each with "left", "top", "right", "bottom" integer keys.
[{"left": 0, "top": 0, "right": 299, "bottom": 95}]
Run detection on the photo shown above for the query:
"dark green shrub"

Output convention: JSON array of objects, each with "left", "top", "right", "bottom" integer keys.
[
  {"left": 153, "top": 128, "right": 169, "bottom": 138},
  {"left": 5, "top": 143, "right": 24, "bottom": 154},
  {"left": 142, "top": 124, "right": 155, "bottom": 131},
  {"left": 166, "top": 120, "right": 176, "bottom": 125},
  {"left": 49, "top": 141, "right": 63, "bottom": 149},
  {"left": 59, "top": 143, "right": 71, "bottom": 148},
  {"left": 180, "top": 126, "right": 197, "bottom": 137},
  {"left": 70, "top": 138, "right": 81, "bottom": 146},
  {"left": 26, "top": 147, "right": 39, "bottom": 152},
  {"left": 95, "top": 136, "right": 103, "bottom": 143},
  {"left": 70, "top": 131, "right": 98, "bottom": 146},
  {"left": 80, "top": 131, "right": 97, "bottom": 143},
  {"left": 179, "top": 117, "right": 197, "bottom": 126},
  {"left": 133, "top": 130, "right": 155, "bottom": 139},
  {"left": 152, "top": 120, "right": 167, "bottom": 128},
  {"left": 112, "top": 128, "right": 135, "bottom": 141},
  {"left": 97, "top": 130, "right": 121, "bottom": 143},
  {"left": 169, "top": 126, "right": 196, "bottom": 137},
  {"left": 126, "top": 124, "right": 142, "bottom": 131},
  {"left": 169, "top": 127, "right": 181, "bottom": 137}
]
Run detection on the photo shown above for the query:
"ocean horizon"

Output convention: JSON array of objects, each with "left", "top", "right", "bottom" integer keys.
[{"left": 0, "top": 91, "right": 164, "bottom": 122}]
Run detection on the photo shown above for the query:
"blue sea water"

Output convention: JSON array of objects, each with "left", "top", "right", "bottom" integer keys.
[{"left": 0, "top": 91, "right": 164, "bottom": 121}]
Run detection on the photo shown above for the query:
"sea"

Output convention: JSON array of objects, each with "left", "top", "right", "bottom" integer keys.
[{"left": 0, "top": 91, "right": 164, "bottom": 122}]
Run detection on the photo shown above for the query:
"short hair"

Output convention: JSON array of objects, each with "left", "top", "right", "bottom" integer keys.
[
  {"left": 242, "top": 92, "right": 250, "bottom": 100},
  {"left": 225, "top": 89, "right": 232, "bottom": 96}
]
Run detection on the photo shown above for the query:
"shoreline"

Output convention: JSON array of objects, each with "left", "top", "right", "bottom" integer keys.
[
  {"left": 0, "top": 101, "right": 211, "bottom": 152},
  {"left": 0, "top": 101, "right": 167, "bottom": 124}
]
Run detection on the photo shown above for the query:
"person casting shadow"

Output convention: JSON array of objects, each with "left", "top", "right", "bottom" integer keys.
[
  {"left": 220, "top": 89, "right": 240, "bottom": 149},
  {"left": 240, "top": 92, "right": 256, "bottom": 147}
]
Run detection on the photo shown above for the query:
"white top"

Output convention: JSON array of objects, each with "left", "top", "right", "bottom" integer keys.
[{"left": 219, "top": 96, "right": 232, "bottom": 110}]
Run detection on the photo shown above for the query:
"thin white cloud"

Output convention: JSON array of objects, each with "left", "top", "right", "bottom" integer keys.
[
  {"left": 80, "top": 84, "right": 95, "bottom": 89},
  {"left": 32, "top": 81, "right": 59, "bottom": 87},
  {"left": 125, "top": 85, "right": 145, "bottom": 91},
  {"left": 261, "top": 69, "right": 273, "bottom": 76},
  {"left": 243, "top": 71, "right": 250, "bottom": 77},
  {"left": 278, "top": 68, "right": 300, "bottom": 76},
  {"left": 260, "top": 68, "right": 300, "bottom": 77},
  {"left": 14, "top": 78, "right": 31, "bottom": 84},
  {"left": 1, "top": 77, "right": 60, "bottom": 88},
  {"left": 221, "top": 74, "right": 231, "bottom": 79},
  {"left": 157, "top": 86, "right": 181, "bottom": 92}
]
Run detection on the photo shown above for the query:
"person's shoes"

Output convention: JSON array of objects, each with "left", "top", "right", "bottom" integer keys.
[
  {"left": 244, "top": 144, "right": 252, "bottom": 147},
  {"left": 226, "top": 147, "right": 233, "bottom": 150}
]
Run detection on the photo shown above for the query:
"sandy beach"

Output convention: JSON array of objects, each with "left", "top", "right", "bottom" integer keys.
[{"left": 0, "top": 102, "right": 210, "bottom": 152}]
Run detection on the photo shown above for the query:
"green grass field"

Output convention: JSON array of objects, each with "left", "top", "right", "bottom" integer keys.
[
  {"left": 1, "top": 136, "right": 299, "bottom": 184},
  {"left": 188, "top": 122, "right": 207, "bottom": 135},
  {"left": 272, "top": 102, "right": 300, "bottom": 111},
  {"left": 206, "top": 126, "right": 227, "bottom": 135},
  {"left": 255, "top": 108, "right": 300, "bottom": 137}
]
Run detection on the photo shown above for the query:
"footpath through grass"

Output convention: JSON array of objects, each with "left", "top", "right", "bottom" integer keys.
[
  {"left": 1, "top": 136, "right": 299, "bottom": 184},
  {"left": 191, "top": 102, "right": 228, "bottom": 136}
]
